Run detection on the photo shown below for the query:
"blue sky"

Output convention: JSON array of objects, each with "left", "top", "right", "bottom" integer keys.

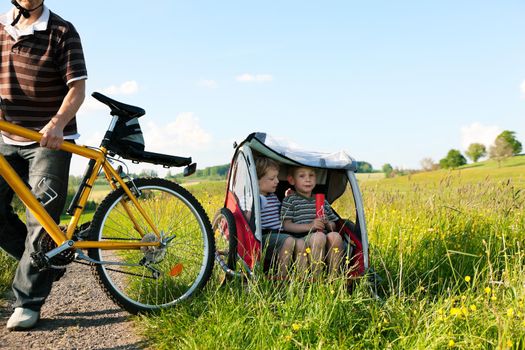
[{"left": 3, "top": 1, "right": 524, "bottom": 175}]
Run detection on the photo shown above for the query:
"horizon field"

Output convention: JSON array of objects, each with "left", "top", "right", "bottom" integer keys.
[
  {"left": 1, "top": 156, "right": 524, "bottom": 349},
  {"left": 138, "top": 158, "right": 525, "bottom": 349}
]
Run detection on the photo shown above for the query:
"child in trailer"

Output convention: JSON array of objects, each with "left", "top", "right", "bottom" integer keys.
[
  {"left": 256, "top": 157, "right": 307, "bottom": 278},
  {"left": 280, "top": 166, "right": 345, "bottom": 276}
]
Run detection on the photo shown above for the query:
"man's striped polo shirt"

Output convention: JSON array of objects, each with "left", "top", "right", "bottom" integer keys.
[{"left": 0, "top": 8, "right": 87, "bottom": 136}]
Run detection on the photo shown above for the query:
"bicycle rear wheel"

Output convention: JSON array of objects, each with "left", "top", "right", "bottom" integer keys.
[{"left": 88, "top": 177, "right": 214, "bottom": 314}]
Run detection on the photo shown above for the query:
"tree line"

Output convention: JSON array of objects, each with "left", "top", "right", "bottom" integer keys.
[
  {"left": 382, "top": 130, "right": 522, "bottom": 177},
  {"left": 438, "top": 130, "right": 521, "bottom": 169}
]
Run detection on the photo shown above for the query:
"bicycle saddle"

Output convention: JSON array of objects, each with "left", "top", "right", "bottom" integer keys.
[{"left": 92, "top": 92, "right": 145, "bottom": 119}]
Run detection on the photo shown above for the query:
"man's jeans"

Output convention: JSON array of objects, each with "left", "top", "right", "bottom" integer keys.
[{"left": 0, "top": 138, "right": 71, "bottom": 311}]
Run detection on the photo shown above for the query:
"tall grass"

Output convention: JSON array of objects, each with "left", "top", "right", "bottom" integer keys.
[
  {"left": 1, "top": 171, "right": 523, "bottom": 349},
  {"left": 138, "top": 173, "right": 525, "bottom": 349},
  {"left": 0, "top": 253, "right": 15, "bottom": 297}
]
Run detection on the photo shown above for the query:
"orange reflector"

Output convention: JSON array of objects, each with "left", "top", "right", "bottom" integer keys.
[{"left": 170, "top": 263, "right": 183, "bottom": 277}]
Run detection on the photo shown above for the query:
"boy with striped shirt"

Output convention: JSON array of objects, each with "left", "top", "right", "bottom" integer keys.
[{"left": 281, "top": 166, "right": 344, "bottom": 276}]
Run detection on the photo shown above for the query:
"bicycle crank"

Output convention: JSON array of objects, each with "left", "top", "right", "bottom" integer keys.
[{"left": 37, "top": 234, "right": 76, "bottom": 267}]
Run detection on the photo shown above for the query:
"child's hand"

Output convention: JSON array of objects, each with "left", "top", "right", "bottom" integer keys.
[
  {"left": 326, "top": 221, "right": 336, "bottom": 232},
  {"left": 312, "top": 218, "right": 325, "bottom": 231}
]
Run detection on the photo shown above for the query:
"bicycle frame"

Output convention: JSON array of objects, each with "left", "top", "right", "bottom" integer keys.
[{"left": 0, "top": 120, "right": 161, "bottom": 253}]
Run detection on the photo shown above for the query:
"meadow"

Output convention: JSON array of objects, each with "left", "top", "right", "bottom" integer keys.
[
  {"left": 138, "top": 158, "right": 524, "bottom": 349},
  {"left": 1, "top": 156, "right": 524, "bottom": 349}
]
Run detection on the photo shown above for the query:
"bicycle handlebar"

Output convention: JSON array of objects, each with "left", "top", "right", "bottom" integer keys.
[{"left": 0, "top": 120, "right": 100, "bottom": 158}]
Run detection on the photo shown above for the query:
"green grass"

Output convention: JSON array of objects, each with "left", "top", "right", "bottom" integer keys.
[
  {"left": 136, "top": 165, "right": 525, "bottom": 349},
  {"left": 361, "top": 155, "right": 525, "bottom": 190},
  {"left": 1, "top": 164, "right": 524, "bottom": 349},
  {"left": 0, "top": 253, "right": 15, "bottom": 297}
]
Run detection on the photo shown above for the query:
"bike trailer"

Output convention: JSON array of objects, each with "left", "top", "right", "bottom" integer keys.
[{"left": 213, "top": 132, "right": 369, "bottom": 280}]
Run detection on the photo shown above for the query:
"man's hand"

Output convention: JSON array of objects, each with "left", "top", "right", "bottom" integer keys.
[{"left": 39, "top": 119, "right": 64, "bottom": 150}]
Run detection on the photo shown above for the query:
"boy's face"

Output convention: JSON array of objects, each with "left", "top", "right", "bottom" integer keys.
[
  {"left": 259, "top": 167, "right": 279, "bottom": 195},
  {"left": 288, "top": 167, "right": 316, "bottom": 197}
]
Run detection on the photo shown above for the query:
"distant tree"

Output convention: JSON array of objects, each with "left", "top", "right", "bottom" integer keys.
[
  {"left": 465, "top": 143, "right": 487, "bottom": 163},
  {"left": 420, "top": 157, "right": 436, "bottom": 171},
  {"left": 439, "top": 149, "right": 466, "bottom": 169},
  {"left": 356, "top": 161, "right": 373, "bottom": 173},
  {"left": 382, "top": 163, "right": 394, "bottom": 178},
  {"left": 165, "top": 170, "right": 173, "bottom": 179},
  {"left": 496, "top": 130, "right": 522, "bottom": 155},
  {"left": 138, "top": 169, "right": 158, "bottom": 177},
  {"left": 489, "top": 136, "right": 514, "bottom": 167}
]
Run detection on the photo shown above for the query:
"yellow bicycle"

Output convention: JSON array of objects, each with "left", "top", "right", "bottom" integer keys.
[{"left": 0, "top": 92, "right": 215, "bottom": 314}]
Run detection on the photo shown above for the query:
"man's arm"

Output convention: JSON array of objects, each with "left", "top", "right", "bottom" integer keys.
[{"left": 39, "top": 79, "right": 86, "bottom": 149}]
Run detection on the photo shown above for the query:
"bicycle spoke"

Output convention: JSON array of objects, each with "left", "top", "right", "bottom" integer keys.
[{"left": 88, "top": 178, "right": 214, "bottom": 314}]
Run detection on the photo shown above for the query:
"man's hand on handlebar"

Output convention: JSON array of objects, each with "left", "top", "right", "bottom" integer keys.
[{"left": 39, "top": 119, "right": 64, "bottom": 150}]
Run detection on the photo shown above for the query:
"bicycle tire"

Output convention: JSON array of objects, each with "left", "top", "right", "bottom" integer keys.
[
  {"left": 88, "top": 177, "right": 214, "bottom": 314},
  {"left": 212, "top": 208, "right": 238, "bottom": 281}
]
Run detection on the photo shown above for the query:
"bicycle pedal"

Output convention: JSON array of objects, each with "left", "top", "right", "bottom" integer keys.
[{"left": 30, "top": 251, "right": 50, "bottom": 271}]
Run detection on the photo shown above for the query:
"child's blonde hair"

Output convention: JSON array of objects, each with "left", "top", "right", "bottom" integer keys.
[{"left": 255, "top": 157, "right": 279, "bottom": 179}]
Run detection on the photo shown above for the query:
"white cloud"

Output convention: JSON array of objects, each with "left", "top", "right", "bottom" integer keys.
[
  {"left": 102, "top": 80, "right": 139, "bottom": 95},
  {"left": 236, "top": 73, "right": 273, "bottom": 83},
  {"left": 460, "top": 122, "right": 502, "bottom": 150},
  {"left": 197, "top": 79, "right": 218, "bottom": 89},
  {"left": 77, "top": 81, "right": 140, "bottom": 116},
  {"left": 69, "top": 114, "right": 213, "bottom": 176},
  {"left": 144, "top": 113, "right": 212, "bottom": 154},
  {"left": 77, "top": 98, "right": 106, "bottom": 116},
  {"left": 521, "top": 80, "right": 525, "bottom": 98},
  {"left": 78, "top": 131, "right": 104, "bottom": 148}
]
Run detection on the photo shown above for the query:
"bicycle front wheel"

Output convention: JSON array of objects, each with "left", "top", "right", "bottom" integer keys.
[{"left": 88, "top": 178, "right": 214, "bottom": 314}]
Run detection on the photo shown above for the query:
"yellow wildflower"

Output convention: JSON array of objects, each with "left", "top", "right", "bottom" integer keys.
[
  {"left": 491, "top": 296, "right": 497, "bottom": 302},
  {"left": 291, "top": 323, "right": 301, "bottom": 332},
  {"left": 469, "top": 304, "right": 477, "bottom": 312},
  {"left": 460, "top": 306, "right": 468, "bottom": 317},
  {"left": 448, "top": 339, "right": 455, "bottom": 348},
  {"left": 464, "top": 276, "right": 471, "bottom": 283},
  {"left": 484, "top": 287, "right": 491, "bottom": 295},
  {"left": 333, "top": 247, "right": 339, "bottom": 253},
  {"left": 450, "top": 307, "right": 461, "bottom": 316},
  {"left": 507, "top": 308, "right": 514, "bottom": 317},
  {"left": 506, "top": 340, "right": 512, "bottom": 348},
  {"left": 305, "top": 247, "right": 311, "bottom": 254}
]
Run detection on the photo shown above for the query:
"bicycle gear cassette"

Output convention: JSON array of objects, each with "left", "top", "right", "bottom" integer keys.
[{"left": 140, "top": 233, "right": 166, "bottom": 263}]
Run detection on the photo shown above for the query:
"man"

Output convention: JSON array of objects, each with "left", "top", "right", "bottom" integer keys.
[{"left": 0, "top": 0, "right": 87, "bottom": 330}]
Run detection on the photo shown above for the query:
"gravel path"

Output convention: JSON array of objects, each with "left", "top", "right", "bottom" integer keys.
[{"left": 0, "top": 263, "right": 149, "bottom": 350}]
